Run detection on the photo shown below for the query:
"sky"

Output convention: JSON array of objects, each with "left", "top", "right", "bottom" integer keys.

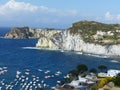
[{"left": 0, "top": 0, "right": 120, "bottom": 29}]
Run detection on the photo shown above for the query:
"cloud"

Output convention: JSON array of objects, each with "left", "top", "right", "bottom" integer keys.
[
  {"left": 0, "top": 0, "right": 78, "bottom": 16},
  {"left": 105, "top": 12, "right": 114, "bottom": 20},
  {"left": 0, "top": 0, "right": 57, "bottom": 16},
  {"left": 0, "top": 0, "right": 50, "bottom": 15},
  {"left": 104, "top": 11, "right": 120, "bottom": 21},
  {"left": 0, "top": 0, "right": 79, "bottom": 28}
]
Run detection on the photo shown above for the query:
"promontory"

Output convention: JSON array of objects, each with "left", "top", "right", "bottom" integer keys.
[{"left": 5, "top": 20, "right": 120, "bottom": 56}]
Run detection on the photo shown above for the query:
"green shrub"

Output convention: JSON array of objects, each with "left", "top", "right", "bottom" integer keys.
[
  {"left": 77, "top": 64, "right": 88, "bottom": 73},
  {"left": 68, "top": 69, "right": 78, "bottom": 76},
  {"left": 98, "top": 77, "right": 113, "bottom": 88},
  {"left": 104, "top": 88, "right": 109, "bottom": 90},
  {"left": 89, "top": 68, "right": 97, "bottom": 73},
  {"left": 90, "top": 77, "right": 113, "bottom": 90},
  {"left": 113, "top": 73, "right": 120, "bottom": 87},
  {"left": 98, "top": 65, "right": 107, "bottom": 72},
  {"left": 69, "top": 20, "right": 120, "bottom": 45}
]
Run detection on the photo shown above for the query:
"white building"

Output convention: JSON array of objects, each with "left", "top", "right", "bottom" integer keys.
[
  {"left": 96, "top": 31, "right": 106, "bottom": 36},
  {"left": 98, "top": 73, "right": 107, "bottom": 77},
  {"left": 107, "top": 69, "right": 120, "bottom": 77},
  {"left": 107, "top": 31, "right": 114, "bottom": 36},
  {"left": 98, "top": 69, "right": 120, "bottom": 77},
  {"left": 69, "top": 77, "right": 88, "bottom": 87},
  {"left": 69, "top": 76, "right": 94, "bottom": 87}
]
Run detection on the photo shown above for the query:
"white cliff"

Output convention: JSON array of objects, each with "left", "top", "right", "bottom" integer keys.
[
  {"left": 5, "top": 21, "right": 120, "bottom": 56},
  {"left": 36, "top": 36, "right": 60, "bottom": 49},
  {"left": 36, "top": 30, "right": 62, "bottom": 49},
  {"left": 36, "top": 30, "right": 120, "bottom": 56}
]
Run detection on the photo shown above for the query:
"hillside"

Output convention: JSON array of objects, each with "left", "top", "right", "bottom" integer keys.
[
  {"left": 4, "top": 20, "right": 120, "bottom": 56},
  {"left": 70, "top": 20, "right": 120, "bottom": 45}
]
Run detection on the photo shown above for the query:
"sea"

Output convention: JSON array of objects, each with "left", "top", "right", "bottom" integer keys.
[{"left": 0, "top": 27, "right": 120, "bottom": 90}]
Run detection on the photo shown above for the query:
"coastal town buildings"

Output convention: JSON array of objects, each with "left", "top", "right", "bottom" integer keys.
[
  {"left": 54, "top": 69, "right": 120, "bottom": 90},
  {"left": 98, "top": 69, "right": 120, "bottom": 77}
]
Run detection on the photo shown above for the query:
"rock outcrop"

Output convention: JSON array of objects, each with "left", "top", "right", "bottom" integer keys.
[
  {"left": 5, "top": 27, "right": 35, "bottom": 39},
  {"left": 36, "top": 21, "right": 120, "bottom": 56},
  {"left": 5, "top": 27, "right": 62, "bottom": 39},
  {"left": 5, "top": 21, "right": 120, "bottom": 56},
  {"left": 36, "top": 30, "right": 62, "bottom": 49}
]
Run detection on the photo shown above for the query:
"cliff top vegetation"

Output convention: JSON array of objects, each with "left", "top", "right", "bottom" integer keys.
[{"left": 69, "top": 20, "right": 120, "bottom": 45}]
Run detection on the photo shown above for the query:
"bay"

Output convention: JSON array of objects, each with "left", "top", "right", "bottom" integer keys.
[{"left": 0, "top": 28, "right": 120, "bottom": 90}]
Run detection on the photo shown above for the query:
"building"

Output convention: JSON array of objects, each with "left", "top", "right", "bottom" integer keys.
[
  {"left": 98, "top": 73, "right": 107, "bottom": 77},
  {"left": 107, "top": 69, "right": 120, "bottom": 77}
]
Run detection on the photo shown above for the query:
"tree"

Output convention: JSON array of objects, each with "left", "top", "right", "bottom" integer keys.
[
  {"left": 98, "top": 65, "right": 107, "bottom": 72},
  {"left": 113, "top": 73, "right": 120, "bottom": 87},
  {"left": 89, "top": 68, "right": 97, "bottom": 73},
  {"left": 66, "top": 70, "right": 78, "bottom": 83},
  {"left": 68, "top": 70, "right": 78, "bottom": 76},
  {"left": 77, "top": 64, "right": 88, "bottom": 73}
]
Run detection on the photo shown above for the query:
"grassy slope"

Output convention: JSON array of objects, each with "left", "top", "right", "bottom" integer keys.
[{"left": 69, "top": 20, "right": 120, "bottom": 45}]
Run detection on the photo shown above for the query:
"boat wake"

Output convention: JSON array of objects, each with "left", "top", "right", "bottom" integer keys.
[
  {"left": 22, "top": 47, "right": 40, "bottom": 50},
  {"left": 22, "top": 47, "right": 61, "bottom": 51},
  {"left": 110, "top": 60, "right": 120, "bottom": 63},
  {"left": 84, "top": 53, "right": 109, "bottom": 58}
]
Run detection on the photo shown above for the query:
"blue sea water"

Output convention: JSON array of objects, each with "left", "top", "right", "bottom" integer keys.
[{"left": 0, "top": 28, "right": 120, "bottom": 90}]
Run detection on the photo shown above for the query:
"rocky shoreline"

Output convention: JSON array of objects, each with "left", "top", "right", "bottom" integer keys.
[
  {"left": 36, "top": 30, "right": 120, "bottom": 56},
  {"left": 5, "top": 21, "right": 120, "bottom": 56}
]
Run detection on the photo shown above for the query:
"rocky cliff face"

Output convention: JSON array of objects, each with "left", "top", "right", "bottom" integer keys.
[
  {"left": 36, "top": 30, "right": 62, "bottom": 49},
  {"left": 36, "top": 30, "right": 120, "bottom": 56},
  {"left": 5, "top": 27, "right": 36, "bottom": 39},
  {"left": 36, "top": 21, "right": 120, "bottom": 56},
  {"left": 5, "top": 21, "right": 120, "bottom": 56},
  {"left": 5, "top": 27, "right": 62, "bottom": 39}
]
